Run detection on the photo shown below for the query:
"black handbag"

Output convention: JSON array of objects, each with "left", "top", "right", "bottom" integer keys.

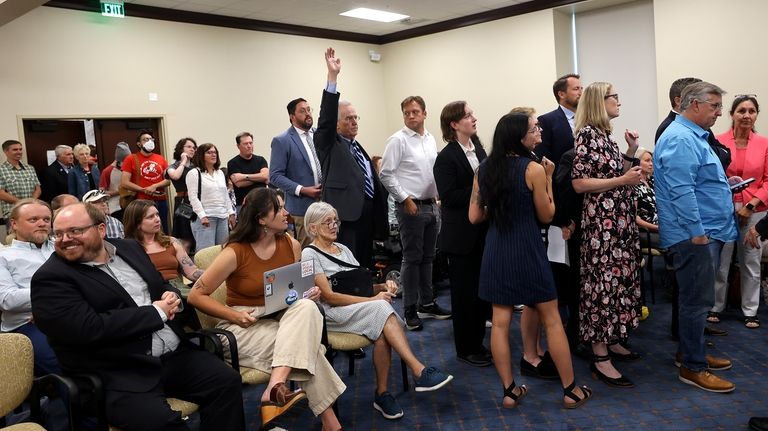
[
  {"left": 306, "top": 245, "right": 374, "bottom": 297},
  {"left": 174, "top": 168, "right": 201, "bottom": 221}
]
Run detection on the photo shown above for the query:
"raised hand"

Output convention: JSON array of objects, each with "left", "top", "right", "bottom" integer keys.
[
  {"left": 325, "top": 47, "right": 341, "bottom": 77},
  {"left": 624, "top": 129, "right": 640, "bottom": 150}
]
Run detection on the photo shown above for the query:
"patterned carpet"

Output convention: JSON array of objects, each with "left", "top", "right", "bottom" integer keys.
[{"left": 239, "top": 277, "right": 767, "bottom": 431}]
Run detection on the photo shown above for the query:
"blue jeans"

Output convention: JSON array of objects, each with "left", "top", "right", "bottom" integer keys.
[
  {"left": 668, "top": 239, "right": 722, "bottom": 372},
  {"left": 191, "top": 216, "right": 229, "bottom": 253},
  {"left": 13, "top": 322, "right": 61, "bottom": 376},
  {"left": 395, "top": 202, "right": 440, "bottom": 309}
]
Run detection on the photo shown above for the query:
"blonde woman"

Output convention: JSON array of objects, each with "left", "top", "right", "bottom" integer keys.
[{"left": 68, "top": 143, "right": 100, "bottom": 200}]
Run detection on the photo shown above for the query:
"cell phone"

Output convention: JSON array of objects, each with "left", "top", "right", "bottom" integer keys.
[{"left": 730, "top": 177, "right": 755, "bottom": 191}]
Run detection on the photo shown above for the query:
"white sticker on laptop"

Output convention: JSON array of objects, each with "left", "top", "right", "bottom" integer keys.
[{"left": 301, "top": 260, "right": 314, "bottom": 277}]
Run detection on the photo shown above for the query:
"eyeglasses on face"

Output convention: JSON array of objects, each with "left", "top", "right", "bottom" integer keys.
[
  {"left": 53, "top": 223, "right": 98, "bottom": 240},
  {"left": 296, "top": 107, "right": 312, "bottom": 115},
  {"left": 528, "top": 125, "right": 542, "bottom": 134},
  {"left": 604, "top": 93, "right": 620, "bottom": 102},
  {"left": 205, "top": 150, "right": 218, "bottom": 155},
  {"left": 735, "top": 94, "right": 757, "bottom": 100},
  {"left": 321, "top": 219, "right": 340, "bottom": 228},
  {"left": 696, "top": 99, "right": 723, "bottom": 111},
  {"left": 343, "top": 115, "right": 360, "bottom": 123}
]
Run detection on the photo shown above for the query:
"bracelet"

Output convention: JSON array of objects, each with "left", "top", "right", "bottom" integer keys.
[{"left": 622, "top": 153, "right": 639, "bottom": 163}]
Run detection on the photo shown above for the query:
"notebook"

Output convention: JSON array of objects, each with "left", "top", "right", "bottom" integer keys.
[{"left": 262, "top": 260, "right": 315, "bottom": 315}]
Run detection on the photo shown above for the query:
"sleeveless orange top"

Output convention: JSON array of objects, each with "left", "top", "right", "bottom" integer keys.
[
  {"left": 226, "top": 234, "right": 295, "bottom": 306},
  {"left": 147, "top": 245, "right": 178, "bottom": 281}
]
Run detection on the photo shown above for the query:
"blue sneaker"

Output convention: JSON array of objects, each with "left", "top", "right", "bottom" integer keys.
[
  {"left": 414, "top": 366, "right": 453, "bottom": 392},
  {"left": 373, "top": 391, "right": 404, "bottom": 419}
]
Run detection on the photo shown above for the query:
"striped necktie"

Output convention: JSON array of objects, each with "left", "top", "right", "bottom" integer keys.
[
  {"left": 304, "top": 131, "right": 323, "bottom": 183},
  {"left": 351, "top": 141, "right": 374, "bottom": 198}
]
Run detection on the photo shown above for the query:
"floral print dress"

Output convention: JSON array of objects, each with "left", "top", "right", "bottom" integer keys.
[{"left": 572, "top": 125, "right": 641, "bottom": 344}]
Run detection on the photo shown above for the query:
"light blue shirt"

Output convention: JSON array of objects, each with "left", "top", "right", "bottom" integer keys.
[
  {"left": 0, "top": 239, "right": 55, "bottom": 331},
  {"left": 654, "top": 115, "right": 738, "bottom": 248}
]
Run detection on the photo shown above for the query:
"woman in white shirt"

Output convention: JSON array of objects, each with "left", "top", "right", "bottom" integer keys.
[{"left": 186, "top": 143, "right": 235, "bottom": 252}]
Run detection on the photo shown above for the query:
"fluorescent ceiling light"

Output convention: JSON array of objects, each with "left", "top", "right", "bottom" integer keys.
[{"left": 340, "top": 7, "right": 409, "bottom": 23}]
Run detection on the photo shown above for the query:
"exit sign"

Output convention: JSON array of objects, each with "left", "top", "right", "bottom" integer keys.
[{"left": 101, "top": 0, "right": 125, "bottom": 18}]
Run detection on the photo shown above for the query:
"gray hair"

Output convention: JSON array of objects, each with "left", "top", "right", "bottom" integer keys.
[
  {"left": 54, "top": 145, "right": 72, "bottom": 157},
  {"left": 72, "top": 143, "right": 90, "bottom": 156},
  {"left": 337, "top": 100, "right": 353, "bottom": 121},
  {"left": 635, "top": 147, "right": 653, "bottom": 161},
  {"left": 303, "top": 201, "right": 338, "bottom": 240},
  {"left": 680, "top": 82, "right": 726, "bottom": 111}
]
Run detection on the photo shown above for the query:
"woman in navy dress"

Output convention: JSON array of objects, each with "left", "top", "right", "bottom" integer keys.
[{"left": 470, "top": 113, "right": 592, "bottom": 409}]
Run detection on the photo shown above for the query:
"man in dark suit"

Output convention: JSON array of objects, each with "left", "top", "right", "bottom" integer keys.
[
  {"left": 270, "top": 96, "right": 323, "bottom": 246},
  {"left": 31, "top": 203, "right": 244, "bottom": 430},
  {"left": 40, "top": 144, "right": 74, "bottom": 203},
  {"left": 537, "top": 74, "right": 582, "bottom": 166}
]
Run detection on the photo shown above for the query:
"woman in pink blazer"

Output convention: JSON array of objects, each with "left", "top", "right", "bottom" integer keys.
[{"left": 710, "top": 95, "right": 768, "bottom": 328}]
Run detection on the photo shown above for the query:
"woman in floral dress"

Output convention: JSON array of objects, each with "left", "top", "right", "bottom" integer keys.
[{"left": 572, "top": 82, "right": 643, "bottom": 388}]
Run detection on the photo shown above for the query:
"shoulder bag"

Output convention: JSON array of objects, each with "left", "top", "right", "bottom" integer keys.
[
  {"left": 174, "top": 168, "right": 200, "bottom": 221},
  {"left": 306, "top": 245, "right": 373, "bottom": 297}
]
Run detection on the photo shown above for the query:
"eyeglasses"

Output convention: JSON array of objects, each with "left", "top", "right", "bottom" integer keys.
[
  {"left": 205, "top": 150, "right": 217, "bottom": 155},
  {"left": 696, "top": 99, "right": 723, "bottom": 111},
  {"left": 528, "top": 125, "right": 542, "bottom": 134},
  {"left": 53, "top": 223, "right": 98, "bottom": 240},
  {"left": 735, "top": 94, "right": 757, "bottom": 99},
  {"left": 604, "top": 93, "right": 620, "bottom": 102},
  {"left": 322, "top": 219, "right": 340, "bottom": 228},
  {"left": 343, "top": 115, "right": 361, "bottom": 123},
  {"left": 296, "top": 107, "right": 312, "bottom": 115}
]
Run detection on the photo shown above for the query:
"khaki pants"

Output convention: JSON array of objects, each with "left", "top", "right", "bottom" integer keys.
[
  {"left": 290, "top": 215, "right": 312, "bottom": 248},
  {"left": 219, "top": 299, "right": 345, "bottom": 415}
]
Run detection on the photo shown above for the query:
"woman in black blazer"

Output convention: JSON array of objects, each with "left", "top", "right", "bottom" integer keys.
[{"left": 433, "top": 101, "right": 492, "bottom": 367}]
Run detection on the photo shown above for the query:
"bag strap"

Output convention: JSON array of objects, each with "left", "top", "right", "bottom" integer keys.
[
  {"left": 197, "top": 168, "right": 202, "bottom": 201},
  {"left": 306, "top": 245, "right": 363, "bottom": 270}
]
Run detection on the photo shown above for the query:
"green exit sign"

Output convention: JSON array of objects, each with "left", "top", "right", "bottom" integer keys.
[{"left": 101, "top": 0, "right": 125, "bottom": 18}]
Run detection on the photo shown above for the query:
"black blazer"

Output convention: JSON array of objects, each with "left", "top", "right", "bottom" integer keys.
[
  {"left": 538, "top": 107, "right": 574, "bottom": 166},
  {"left": 31, "top": 238, "right": 186, "bottom": 392},
  {"left": 433, "top": 140, "right": 488, "bottom": 255},
  {"left": 40, "top": 161, "right": 70, "bottom": 202}
]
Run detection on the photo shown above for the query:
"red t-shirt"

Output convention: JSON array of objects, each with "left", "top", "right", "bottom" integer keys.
[{"left": 122, "top": 152, "right": 169, "bottom": 200}]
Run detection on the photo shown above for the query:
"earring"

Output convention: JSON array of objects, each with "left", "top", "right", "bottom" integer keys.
[{"left": 263, "top": 225, "right": 268, "bottom": 234}]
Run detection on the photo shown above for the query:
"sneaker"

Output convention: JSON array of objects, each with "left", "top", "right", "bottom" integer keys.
[
  {"left": 404, "top": 306, "right": 423, "bottom": 331},
  {"left": 674, "top": 353, "right": 732, "bottom": 371},
  {"left": 417, "top": 302, "right": 452, "bottom": 320},
  {"left": 679, "top": 367, "right": 735, "bottom": 393},
  {"left": 373, "top": 391, "right": 404, "bottom": 420},
  {"left": 414, "top": 366, "right": 453, "bottom": 392}
]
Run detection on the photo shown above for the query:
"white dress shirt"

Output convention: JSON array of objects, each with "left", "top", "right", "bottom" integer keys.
[
  {"left": 294, "top": 126, "right": 321, "bottom": 196},
  {"left": 380, "top": 127, "right": 438, "bottom": 202},
  {"left": 0, "top": 239, "right": 55, "bottom": 331},
  {"left": 186, "top": 168, "right": 235, "bottom": 219}
]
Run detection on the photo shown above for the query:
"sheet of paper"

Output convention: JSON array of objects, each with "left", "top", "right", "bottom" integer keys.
[{"left": 547, "top": 226, "right": 570, "bottom": 266}]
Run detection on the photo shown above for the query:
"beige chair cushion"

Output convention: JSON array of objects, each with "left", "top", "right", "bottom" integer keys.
[
  {"left": 2, "top": 423, "right": 47, "bottom": 431},
  {"left": 107, "top": 399, "right": 199, "bottom": 431},
  {"left": 327, "top": 332, "right": 371, "bottom": 351},
  {"left": 0, "top": 334, "right": 34, "bottom": 418}
]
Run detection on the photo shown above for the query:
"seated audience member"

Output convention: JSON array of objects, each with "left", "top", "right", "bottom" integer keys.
[
  {"left": 166, "top": 138, "right": 197, "bottom": 253},
  {"left": 634, "top": 147, "right": 660, "bottom": 249},
  {"left": 68, "top": 143, "right": 100, "bottom": 200},
  {"left": 51, "top": 194, "right": 79, "bottom": 211},
  {"left": 31, "top": 202, "right": 245, "bottom": 430},
  {"left": 0, "top": 199, "right": 60, "bottom": 376},
  {"left": 186, "top": 143, "right": 235, "bottom": 253},
  {"left": 99, "top": 142, "right": 131, "bottom": 221},
  {"left": 83, "top": 190, "right": 124, "bottom": 239},
  {"left": 123, "top": 199, "right": 203, "bottom": 295},
  {"left": 302, "top": 201, "right": 453, "bottom": 420},
  {"left": 188, "top": 188, "right": 345, "bottom": 431}
]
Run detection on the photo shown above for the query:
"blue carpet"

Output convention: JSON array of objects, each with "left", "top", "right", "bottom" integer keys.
[{"left": 241, "top": 278, "right": 768, "bottom": 431}]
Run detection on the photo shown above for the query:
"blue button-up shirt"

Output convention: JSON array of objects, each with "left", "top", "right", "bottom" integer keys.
[
  {"left": 654, "top": 115, "right": 737, "bottom": 248},
  {"left": 0, "top": 239, "right": 55, "bottom": 331}
]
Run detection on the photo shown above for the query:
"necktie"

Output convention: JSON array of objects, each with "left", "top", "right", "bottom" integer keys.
[
  {"left": 305, "top": 131, "right": 323, "bottom": 184},
  {"left": 351, "top": 141, "right": 374, "bottom": 198}
]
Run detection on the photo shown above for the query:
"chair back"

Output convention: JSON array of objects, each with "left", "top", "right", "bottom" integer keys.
[
  {"left": 193, "top": 245, "right": 227, "bottom": 329},
  {"left": 0, "top": 333, "right": 34, "bottom": 417}
]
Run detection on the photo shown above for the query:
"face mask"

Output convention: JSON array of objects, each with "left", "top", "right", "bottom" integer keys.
[{"left": 142, "top": 140, "right": 155, "bottom": 152}]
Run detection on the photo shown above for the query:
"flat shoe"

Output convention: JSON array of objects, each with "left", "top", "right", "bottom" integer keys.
[
  {"left": 563, "top": 381, "right": 593, "bottom": 409},
  {"left": 269, "top": 382, "right": 305, "bottom": 406},
  {"left": 707, "top": 311, "right": 721, "bottom": 323},
  {"left": 745, "top": 316, "right": 760, "bottom": 329}
]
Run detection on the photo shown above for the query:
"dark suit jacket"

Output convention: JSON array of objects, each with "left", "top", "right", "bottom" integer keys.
[
  {"left": 40, "top": 161, "right": 70, "bottom": 202},
  {"left": 31, "top": 239, "right": 186, "bottom": 392},
  {"left": 655, "top": 110, "right": 731, "bottom": 170},
  {"left": 269, "top": 125, "right": 318, "bottom": 216},
  {"left": 433, "top": 140, "right": 488, "bottom": 255},
  {"left": 538, "top": 106, "right": 574, "bottom": 166}
]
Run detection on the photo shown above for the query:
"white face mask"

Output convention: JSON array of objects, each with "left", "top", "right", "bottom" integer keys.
[{"left": 142, "top": 140, "right": 155, "bottom": 152}]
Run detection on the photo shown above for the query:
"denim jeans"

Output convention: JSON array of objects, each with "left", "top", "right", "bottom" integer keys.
[
  {"left": 395, "top": 201, "right": 440, "bottom": 309},
  {"left": 668, "top": 238, "right": 722, "bottom": 372},
  {"left": 14, "top": 322, "right": 61, "bottom": 376},
  {"left": 191, "top": 216, "right": 229, "bottom": 253}
]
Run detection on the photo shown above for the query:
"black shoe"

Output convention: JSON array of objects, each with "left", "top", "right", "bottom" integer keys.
[
  {"left": 457, "top": 353, "right": 493, "bottom": 367},
  {"left": 520, "top": 352, "right": 559, "bottom": 380},
  {"left": 404, "top": 306, "right": 423, "bottom": 331},
  {"left": 608, "top": 345, "right": 642, "bottom": 362},
  {"left": 705, "top": 326, "right": 728, "bottom": 336},
  {"left": 590, "top": 354, "right": 634, "bottom": 388},
  {"left": 573, "top": 343, "right": 592, "bottom": 361},
  {"left": 417, "top": 302, "right": 452, "bottom": 320},
  {"left": 749, "top": 417, "right": 768, "bottom": 431}
]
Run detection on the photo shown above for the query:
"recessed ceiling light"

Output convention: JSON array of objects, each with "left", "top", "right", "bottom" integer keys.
[{"left": 340, "top": 7, "right": 409, "bottom": 23}]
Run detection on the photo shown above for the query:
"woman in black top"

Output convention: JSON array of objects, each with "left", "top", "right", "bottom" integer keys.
[{"left": 165, "top": 137, "right": 197, "bottom": 253}]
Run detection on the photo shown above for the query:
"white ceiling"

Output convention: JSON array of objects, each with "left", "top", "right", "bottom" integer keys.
[{"left": 123, "top": 0, "right": 532, "bottom": 35}]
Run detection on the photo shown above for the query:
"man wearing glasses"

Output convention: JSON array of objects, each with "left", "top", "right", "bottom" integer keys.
[
  {"left": 121, "top": 129, "right": 170, "bottom": 232},
  {"left": 654, "top": 81, "right": 737, "bottom": 394},
  {"left": 31, "top": 202, "right": 245, "bottom": 430}
]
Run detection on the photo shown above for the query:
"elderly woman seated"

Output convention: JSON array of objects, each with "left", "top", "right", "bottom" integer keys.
[{"left": 302, "top": 201, "right": 453, "bottom": 420}]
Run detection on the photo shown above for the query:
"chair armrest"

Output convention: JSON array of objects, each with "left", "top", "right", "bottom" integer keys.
[
  {"left": 29, "top": 373, "right": 81, "bottom": 431},
  {"left": 186, "top": 330, "right": 224, "bottom": 361},
  {"left": 194, "top": 328, "right": 240, "bottom": 373}
]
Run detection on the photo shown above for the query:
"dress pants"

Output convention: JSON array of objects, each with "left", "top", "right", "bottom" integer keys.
[
  {"left": 396, "top": 202, "right": 440, "bottom": 309},
  {"left": 446, "top": 241, "right": 489, "bottom": 357},
  {"left": 337, "top": 199, "right": 374, "bottom": 268}
]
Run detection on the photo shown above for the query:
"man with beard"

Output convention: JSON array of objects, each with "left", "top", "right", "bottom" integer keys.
[
  {"left": 31, "top": 203, "right": 244, "bottom": 430},
  {"left": 537, "top": 74, "right": 582, "bottom": 165},
  {"left": 0, "top": 198, "right": 60, "bottom": 376},
  {"left": 121, "top": 130, "right": 170, "bottom": 233}
]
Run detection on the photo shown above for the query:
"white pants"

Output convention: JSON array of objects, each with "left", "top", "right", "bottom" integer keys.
[{"left": 712, "top": 206, "right": 764, "bottom": 316}]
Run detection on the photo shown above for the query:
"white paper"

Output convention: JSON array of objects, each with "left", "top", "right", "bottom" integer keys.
[{"left": 547, "top": 226, "right": 570, "bottom": 266}]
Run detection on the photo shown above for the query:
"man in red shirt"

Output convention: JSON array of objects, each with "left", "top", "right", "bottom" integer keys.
[{"left": 121, "top": 130, "right": 170, "bottom": 232}]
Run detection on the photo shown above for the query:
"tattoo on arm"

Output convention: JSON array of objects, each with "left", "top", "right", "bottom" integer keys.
[
  {"left": 192, "top": 278, "right": 207, "bottom": 290},
  {"left": 190, "top": 269, "right": 204, "bottom": 281}
]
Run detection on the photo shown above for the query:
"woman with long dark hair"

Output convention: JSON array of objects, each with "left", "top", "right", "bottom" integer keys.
[
  {"left": 469, "top": 113, "right": 591, "bottom": 409},
  {"left": 165, "top": 137, "right": 197, "bottom": 253}
]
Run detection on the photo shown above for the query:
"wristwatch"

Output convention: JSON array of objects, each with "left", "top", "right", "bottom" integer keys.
[{"left": 746, "top": 202, "right": 756, "bottom": 211}]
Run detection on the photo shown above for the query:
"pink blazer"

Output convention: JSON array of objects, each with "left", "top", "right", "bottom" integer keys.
[{"left": 717, "top": 129, "right": 768, "bottom": 212}]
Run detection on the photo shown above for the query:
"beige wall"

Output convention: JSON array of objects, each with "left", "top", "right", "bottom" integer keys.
[{"left": 654, "top": 0, "right": 768, "bottom": 135}]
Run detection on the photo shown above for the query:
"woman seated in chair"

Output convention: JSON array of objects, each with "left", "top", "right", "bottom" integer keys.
[
  {"left": 302, "top": 201, "right": 453, "bottom": 420},
  {"left": 634, "top": 147, "right": 661, "bottom": 249},
  {"left": 188, "top": 188, "right": 345, "bottom": 431}
]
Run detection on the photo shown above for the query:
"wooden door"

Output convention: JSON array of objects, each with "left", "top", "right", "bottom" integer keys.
[{"left": 22, "top": 120, "right": 86, "bottom": 174}]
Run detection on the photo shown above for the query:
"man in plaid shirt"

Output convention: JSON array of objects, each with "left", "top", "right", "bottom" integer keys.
[{"left": 0, "top": 140, "right": 41, "bottom": 241}]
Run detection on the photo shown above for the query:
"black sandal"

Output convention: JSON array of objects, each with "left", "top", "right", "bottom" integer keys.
[
  {"left": 745, "top": 316, "right": 760, "bottom": 329},
  {"left": 563, "top": 381, "right": 593, "bottom": 409},
  {"left": 502, "top": 381, "right": 528, "bottom": 409}
]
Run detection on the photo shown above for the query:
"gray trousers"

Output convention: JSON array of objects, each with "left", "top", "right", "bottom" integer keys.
[{"left": 396, "top": 201, "right": 440, "bottom": 309}]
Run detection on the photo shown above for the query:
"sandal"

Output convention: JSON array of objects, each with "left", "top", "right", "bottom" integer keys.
[
  {"left": 707, "top": 311, "right": 721, "bottom": 324},
  {"left": 502, "top": 381, "right": 528, "bottom": 409},
  {"left": 745, "top": 316, "right": 760, "bottom": 329},
  {"left": 563, "top": 381, "right": 593, "bottom": 409}
]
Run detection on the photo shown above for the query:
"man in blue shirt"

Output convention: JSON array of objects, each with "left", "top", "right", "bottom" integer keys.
[{"left": 655, "top": 81, "right": 737, "bottom": 393}]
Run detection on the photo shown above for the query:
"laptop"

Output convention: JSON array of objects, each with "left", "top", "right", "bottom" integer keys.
[{"left": 262, "top": 260, "right": 315, "bottom": 315}]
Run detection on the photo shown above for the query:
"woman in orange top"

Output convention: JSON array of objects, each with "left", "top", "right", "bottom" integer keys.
[{"left": 188, "top": 188, "right": 344, "bottom": 431}]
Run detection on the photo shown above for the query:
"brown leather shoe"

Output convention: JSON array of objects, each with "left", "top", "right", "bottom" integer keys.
[
  {"left": 674, "top": 353, "right": 732, "bottom": 371},
  {"left": 260, "top": 383, "right": 307, "bottom": 428},
  {"left": 269, "top": 382, "right": 305, "bottom": 406},
  {"left": 679, "top": 366, "right": 735, "bottom": 393}
]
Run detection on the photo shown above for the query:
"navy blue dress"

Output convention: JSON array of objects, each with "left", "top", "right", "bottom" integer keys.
[{"left": 478, "top": 156, "right": 556, "bottom": 306}]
